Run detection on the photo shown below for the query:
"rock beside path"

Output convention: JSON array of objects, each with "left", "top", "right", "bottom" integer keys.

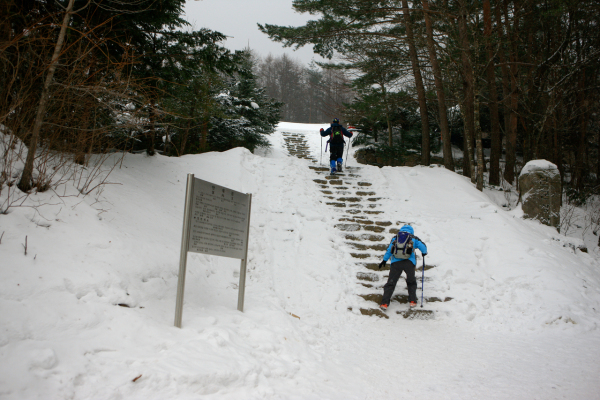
[{"left": 519, "top": 160, "right": 561, "bottom": 228}]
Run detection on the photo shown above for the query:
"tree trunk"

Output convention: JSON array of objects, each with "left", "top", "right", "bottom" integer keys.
[
  {"left": 475, "top": 93, "right": 484, "bottom": 191},
  {"left": 382, "top": 85, "right": 393, "bottom": 146},
  {"left": 597, "top": 123, "right": 600, "bottom": 185},
  {"left": 503, "top": 0, "right": 519, "bottom": 184},
  {"left": 200, "top": 119, "right": 209, "bottom": 152},
  {"left": 458, "top": 2, "right": 474, "bottom": 179},
  {"left": 402, "top": 0, "right": 430, "bottom": 165},
  {"left": 422, "top": 0, "right": 453, "bottom": 171},
  {"left": 18, "top": 0, "right": 76, "bottom": 192},
  {"left": 147, "top": 103, "right": 156, "bottom": 156},
  {"left": 494, "top": 2, "right": 511, "bottom": 179},
  {"left": 483, "top": 0, "right": 501, "bottom": 186},
  {"left": 574, "top": 71, "right": 589, "bottom": 190},
  {"left": 386, "top": 115, "right": 393, "bottom": 147},
  {"left": 181, "top": 98, "right": 196, "bottom": 156}
]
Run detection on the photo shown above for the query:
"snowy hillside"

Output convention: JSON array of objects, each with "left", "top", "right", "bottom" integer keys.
[{"left": 1, "top": 122, "right": 600, "bottom": 399}]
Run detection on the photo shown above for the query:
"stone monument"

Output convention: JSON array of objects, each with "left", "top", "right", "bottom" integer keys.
[{"left": 518, "top": 160, "right": 561, "bottom": 228}]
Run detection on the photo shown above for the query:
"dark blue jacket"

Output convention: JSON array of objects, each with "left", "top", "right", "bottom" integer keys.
[{"left": 321, "top": 123, "right": 353, "bottom": 146}]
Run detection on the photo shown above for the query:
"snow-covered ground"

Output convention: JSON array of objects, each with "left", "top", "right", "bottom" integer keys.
[{"left": 1, "top": 122, "right": 599, "bottom": 399}]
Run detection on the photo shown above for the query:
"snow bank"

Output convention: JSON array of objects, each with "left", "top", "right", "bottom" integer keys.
[{"left": 1, "top": 125, "right": 599, "bottom": 399}]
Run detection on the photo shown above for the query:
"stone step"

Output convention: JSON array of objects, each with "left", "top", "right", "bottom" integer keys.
[
  {"left": 348, "top": 307, "right": 389, "bottom": 319},
  {"left": 356, "top": 191, "right": 377, "bottom": 196},
  {"left": 397, "top": 309, "right": 435, "bottom": 319},
  {"left": 346, "top": 242, "right": 388, "bottom": 251},
  {"left": 337, "top": 197, "right": 362, "bottom": 202},
  {"left": 375, "top": 221, "right": 392, "bottom": 226},
  {"left": 356, "top": 272, "right": 379, "bottom": 282},
  {"left": 361, "top": 262, "right": 389, "bottom": 271},
  {"left": 363, "top": 225, "right": 385, "bottom": 233},
  {"left": 335, "top": 223, "right": 361, "bottom": 231},
  {"left": 350, "top": 253, "right": 371, "bottom": 259},
  {"left": 345, "top": 209, "right": 362, "bottom": 215},
  {"left": 349, "top": 306, "right": 435, "bottom": 320},
  {"left": 339, "top": 218, "right": 374, "bottom": 225},
  {"left": 359, "top": 293, "right": 450, "bottom": 305},
  {"left": 347, "top": 204, "right": 363, "bottom": 208},
  {"left": 416, "top": 264, "right": 436, "bottom": 272},
  {"left": 358, "top": 262, "right": 436, "bottom": 272}
]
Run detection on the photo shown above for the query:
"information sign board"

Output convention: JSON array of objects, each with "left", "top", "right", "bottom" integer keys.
[
  {"left": 175, "top": 174, "right": 252, "bottom": 327},
  {"left": 188, "top": 178, "right": 250, "bottom": 259}
]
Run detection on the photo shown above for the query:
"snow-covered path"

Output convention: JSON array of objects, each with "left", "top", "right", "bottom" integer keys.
[
  {"left": 1, "top": 123, "right": 600, "bottom": 399},
  {"left": 269, "top": 123, "right": 600, "bottom": 399}
]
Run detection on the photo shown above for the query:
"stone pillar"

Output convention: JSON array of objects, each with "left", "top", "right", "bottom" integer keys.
[{"left": 518, "top": 160, "right": 561, "bottom": 228}]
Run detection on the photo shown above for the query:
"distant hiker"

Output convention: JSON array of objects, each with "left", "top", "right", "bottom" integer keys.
[
  {"left": 320, "top": 118, "right": 353, "bottom": 174},
  {"left": 378, "top": 225, "right": 428, "bottom": 311}
]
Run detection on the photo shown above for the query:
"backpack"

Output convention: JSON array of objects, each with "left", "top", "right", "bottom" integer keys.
[
  {"left": 330, "top": 125, "right": 345, "bottom": 145},
  {"left": 392, "top": 231, "right": 414, "bottom": 259}
]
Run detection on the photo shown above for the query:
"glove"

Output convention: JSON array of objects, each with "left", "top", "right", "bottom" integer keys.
[
  {"left": 320, "top": 128, "right": 324, "bottom": 132},
  {"left": 422, "top": 253, "right": 427, "bottom": 257},
  {"left": 378, "top": 260, "right": 386, "bottom": 270}
]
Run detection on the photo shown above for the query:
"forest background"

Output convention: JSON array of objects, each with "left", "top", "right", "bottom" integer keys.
[{"left": 1, "top": 0, "right": 599, "bottom": 223}]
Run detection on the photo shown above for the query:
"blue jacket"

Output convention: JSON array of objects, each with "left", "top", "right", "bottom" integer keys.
[
  {"left": 383, "top": 225, "right": 427, "bottom": 266},
  {"left": 320, "top": 123, "right": 353, "bottom": 145}
]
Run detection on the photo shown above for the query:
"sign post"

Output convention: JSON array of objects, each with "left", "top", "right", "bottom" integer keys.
[{"left": 174, "top": 174, "right": 252, "bottom": 328}]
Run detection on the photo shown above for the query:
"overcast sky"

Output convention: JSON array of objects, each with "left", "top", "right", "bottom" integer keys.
[{"left": 183, "top": 0, "right": 325, "bottom": 64}]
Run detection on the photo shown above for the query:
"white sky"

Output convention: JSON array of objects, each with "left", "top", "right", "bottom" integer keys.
[{"left": 183, "top": 0, "right": 325, "bottom": 64}]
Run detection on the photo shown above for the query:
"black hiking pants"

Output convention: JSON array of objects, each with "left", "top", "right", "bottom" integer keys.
[
  {"left": 329, "top": 144, "right": 344, "bottom": 162},
  {"left": 381, "top": 259, "right": 418, "bottom": 305}
]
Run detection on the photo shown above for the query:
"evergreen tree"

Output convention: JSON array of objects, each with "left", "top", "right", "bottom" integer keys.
[{"left": 209, "top": 51, "right": 282, "bottom": 152}]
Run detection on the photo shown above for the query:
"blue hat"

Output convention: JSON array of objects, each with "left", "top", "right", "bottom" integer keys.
[
  {"left": 332, "top": 118, "right": 339, "bottom": 124},
  {"left": 400, "top": 225, "right": 414, "bottom": 235}
]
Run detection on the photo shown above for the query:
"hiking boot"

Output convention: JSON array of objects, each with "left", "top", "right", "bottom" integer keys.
[
  {"left": 336, "top": 162, "right": 343, "bottom": 172},
  {"left": 409, "top": 301, "right": 417, "bottom": 308},
  {"left": 379, "top": 303, "right": 388, "bottom": 311},
  {"left": 330, "top": 167, "right": 336, "bottom": 175}
]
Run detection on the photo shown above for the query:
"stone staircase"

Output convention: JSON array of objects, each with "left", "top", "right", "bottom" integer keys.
[{"left": 282, "top": 131, "right": 451, "bottom": 319}]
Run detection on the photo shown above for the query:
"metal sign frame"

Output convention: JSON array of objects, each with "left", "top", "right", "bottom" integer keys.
[{"left": 174, "top": 174, "right": 252, "bottom": 328}]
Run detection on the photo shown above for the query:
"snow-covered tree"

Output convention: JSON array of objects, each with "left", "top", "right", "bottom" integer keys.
[{"left": 208, "top": 51, "right": 282, "bottom": 152}]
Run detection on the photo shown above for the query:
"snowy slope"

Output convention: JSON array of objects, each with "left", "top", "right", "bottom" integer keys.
[{"left": 1, "top": 122, "right": 599, "bottom": 399}]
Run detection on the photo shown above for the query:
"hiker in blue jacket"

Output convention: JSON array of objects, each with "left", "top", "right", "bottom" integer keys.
[
  {"left": 378, "top": 225, "right": 427, "bottom": 310},
  {"left": 320, "top": 118, "right": 353, "bottom": 174}
]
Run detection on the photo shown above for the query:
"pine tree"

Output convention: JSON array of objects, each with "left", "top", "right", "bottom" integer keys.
[{"left": 209, "top": 51, "right": 282, "bottom": 152}]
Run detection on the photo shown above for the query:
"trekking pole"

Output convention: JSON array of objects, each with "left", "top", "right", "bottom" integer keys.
[
  {"left": 421, "top": 255, "right": 425, "bottom": 308},
  {"left": 320, "top": 136, "right": 323, "bottom": 165},
  {"left": 344, "top": 138, "right": 350, "bottom": 168}
]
